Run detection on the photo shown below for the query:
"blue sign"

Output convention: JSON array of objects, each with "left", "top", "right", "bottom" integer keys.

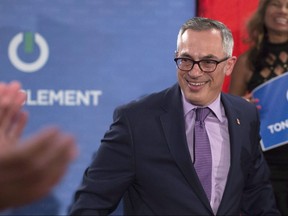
[
  {"left": 252, "top": 72, "right": 288, "bottom": 151},
  {"left": 0, "top": 1, "right": 196, "bottom": 215}
]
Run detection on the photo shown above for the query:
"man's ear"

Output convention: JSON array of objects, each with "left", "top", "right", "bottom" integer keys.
[
  {"left": 174, "top": 50, "right": 179, "bottom": 58},
  {"left": 225, "top": 56, "right": 237, "bottom": 76}
]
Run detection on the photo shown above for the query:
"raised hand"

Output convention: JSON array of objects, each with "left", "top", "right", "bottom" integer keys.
[{"left": 0, "top": 81, "right": 78, "bottom": 210}]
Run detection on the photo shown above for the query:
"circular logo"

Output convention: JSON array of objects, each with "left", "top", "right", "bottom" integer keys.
[{"left": 8, "top": 32, "right": 49, "bottom": 73}]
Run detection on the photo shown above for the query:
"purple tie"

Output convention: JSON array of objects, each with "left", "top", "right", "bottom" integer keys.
[{"left": 194, "top": 107, "right": 212, "bottom": 201}]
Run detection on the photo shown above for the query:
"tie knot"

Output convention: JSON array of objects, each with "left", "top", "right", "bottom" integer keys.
[{"left": 195, "top": 107, "right": 210, "bottom": 122}]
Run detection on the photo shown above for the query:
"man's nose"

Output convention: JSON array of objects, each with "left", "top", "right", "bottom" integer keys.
[{"left": 188, "top": 63, "right": 203, "bottom": 76}]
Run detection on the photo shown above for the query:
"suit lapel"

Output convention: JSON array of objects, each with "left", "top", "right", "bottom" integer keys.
[
  {"left": 159, "top": 84, "right": 212, "bottom": 212},
  {"left": 217, "top": 93, "right": 243, "bottom": 215}
]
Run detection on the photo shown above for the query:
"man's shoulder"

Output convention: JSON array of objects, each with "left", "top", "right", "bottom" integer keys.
[
  {"left": 115, "top": 84, "right": 179, "bottom": 113},
  {"left": 222, "top": 92, "right": 259, "bottom": 113},
  {"left": 222, "top": 92, "right": 254, "bottom": 106}
]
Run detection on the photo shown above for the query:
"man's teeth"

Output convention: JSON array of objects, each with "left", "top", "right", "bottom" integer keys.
[{"left": 190, "top": 82, "right": 205, "bottom": 86}]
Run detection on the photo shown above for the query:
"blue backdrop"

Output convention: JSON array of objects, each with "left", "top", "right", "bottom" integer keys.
[{"left": 0, "top": 1, "right": 196, "bottom": 215}]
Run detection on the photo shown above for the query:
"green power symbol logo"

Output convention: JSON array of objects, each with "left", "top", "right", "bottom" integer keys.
[{"left": 8, "top": 32, "right": 49, "bottom": 73}]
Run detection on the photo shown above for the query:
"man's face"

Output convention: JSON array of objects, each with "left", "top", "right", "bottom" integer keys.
[{"left": 176, "top": 29, "right": 236, "bottom": 106}]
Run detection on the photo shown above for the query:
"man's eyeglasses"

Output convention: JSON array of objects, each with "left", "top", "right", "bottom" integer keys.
[{"left": 174, "top": 57, "right": 229, "bottom": 73}]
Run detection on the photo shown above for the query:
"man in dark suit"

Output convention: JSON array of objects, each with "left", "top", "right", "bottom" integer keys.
[{"left": 69, "top": 17, "right": 280, "bottom": 215}]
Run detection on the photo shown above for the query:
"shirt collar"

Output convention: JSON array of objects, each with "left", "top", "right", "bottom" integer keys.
[{"left": 181, "top": 91, "right": 224, "bottom": 122}]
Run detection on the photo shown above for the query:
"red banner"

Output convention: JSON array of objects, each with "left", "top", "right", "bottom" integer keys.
[{"left": 197, "top": 0, "right": 259, "bottom": 92}]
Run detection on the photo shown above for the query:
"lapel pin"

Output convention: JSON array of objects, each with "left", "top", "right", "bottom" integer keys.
[{"left": 236, "top": 118, "right": 240, "bottom": 125}]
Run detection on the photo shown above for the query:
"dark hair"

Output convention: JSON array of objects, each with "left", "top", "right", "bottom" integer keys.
[{"left": 245, "top": 0, "right": 271, "bottom": 71}]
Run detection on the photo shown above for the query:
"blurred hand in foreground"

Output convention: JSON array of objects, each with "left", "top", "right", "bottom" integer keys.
[{"left": 0, "top": 81, "right": 78, "bottom": 210}]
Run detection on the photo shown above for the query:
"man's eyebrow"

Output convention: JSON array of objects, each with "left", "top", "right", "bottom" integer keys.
[
  {"left": 179, "top": 53, "right": 218, "bottom": 60},
  {"left": 201, "top": 55, "right": 218, "bottom": 59},
  {"left": 179, "top": 53, "right": 192, "bottom": 58}
]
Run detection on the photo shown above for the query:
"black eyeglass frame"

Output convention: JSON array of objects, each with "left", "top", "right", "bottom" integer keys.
[{"left": 174, "top": 56, "right": 230, "bottom": 73}]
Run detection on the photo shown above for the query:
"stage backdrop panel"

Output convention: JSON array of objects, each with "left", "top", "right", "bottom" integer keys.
[
  {"left": 197, "top": 0, "right": 259, "bottom": 92},
  {"left": 0, "top": 1, "right": 196, "bottom": 215}
]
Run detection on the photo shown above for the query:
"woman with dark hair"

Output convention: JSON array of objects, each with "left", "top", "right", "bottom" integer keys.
[{"left": 229, "top": 0, "right": 288, "bottom": 214}]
